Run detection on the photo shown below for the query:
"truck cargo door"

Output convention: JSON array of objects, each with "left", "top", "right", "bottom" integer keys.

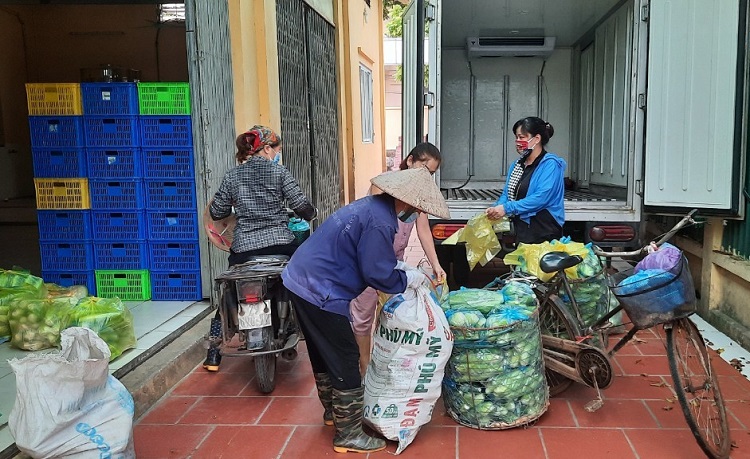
[
  {"left": 643, "top": 0, "right": 747, "bottom": 214},
  {"left": 401, "top": 0, "right": 425, "bottom": 156}
]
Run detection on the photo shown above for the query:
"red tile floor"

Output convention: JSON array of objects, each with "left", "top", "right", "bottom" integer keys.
[
  {"left": 135, "top": 236, "right": 750, "bottom": 458},
  {"left": 134, "top": 329, "right": 750, "bottom": 459}
]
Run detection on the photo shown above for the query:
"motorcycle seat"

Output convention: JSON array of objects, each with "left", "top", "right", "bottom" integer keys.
[{"left": 246, "top": 255, "right": 290, "bottom": 262}]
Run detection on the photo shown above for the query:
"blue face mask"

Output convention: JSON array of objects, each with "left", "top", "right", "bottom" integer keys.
[
  {"left": 273, "top": 152, "right": 282, "bottom": 164},
  {"left": 397, "top": 208, "right": 419, "bottom": 223}
]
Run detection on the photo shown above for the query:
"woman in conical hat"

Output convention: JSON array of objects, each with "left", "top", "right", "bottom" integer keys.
[{"left": 281, "top": 165, "right": 449, "bottom": 454}]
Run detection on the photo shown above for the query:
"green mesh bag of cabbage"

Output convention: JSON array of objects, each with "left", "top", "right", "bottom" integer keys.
[{"left": 67, "top": 297, "right": 137, "bottom": 360}]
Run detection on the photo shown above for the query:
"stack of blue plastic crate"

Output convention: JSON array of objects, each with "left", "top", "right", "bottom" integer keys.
[
  {"left": 27, "top": 83, "right": 97, "bottom": 294},
  {"left": 138, "top": 83, "right": 202, "bottom": 300},
  {"left": 81, "top": 82, "right": 152, "bottom": 301}
]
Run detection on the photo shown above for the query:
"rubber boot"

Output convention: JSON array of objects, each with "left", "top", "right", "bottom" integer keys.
[
  {"left": 313, "top": 373, "right": 334, "bottom": 426},
  {"left": 203, "top": 318, "right": 223, "bottom": 372},
  {"left": 331, "top": 386, "right": 386, "bottom": 453}
]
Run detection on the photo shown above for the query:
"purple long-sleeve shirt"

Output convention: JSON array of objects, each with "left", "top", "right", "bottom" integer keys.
[{"left": 281, "top": 194, "right": 407, "bottom": 319}]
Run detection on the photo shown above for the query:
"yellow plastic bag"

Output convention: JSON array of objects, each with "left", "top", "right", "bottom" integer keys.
[
  {"left": 442, "top": 213, "right": 502, "bottom": 270},
  {"left": 503, "top": 239, "right": 590, "bottom": 282}
]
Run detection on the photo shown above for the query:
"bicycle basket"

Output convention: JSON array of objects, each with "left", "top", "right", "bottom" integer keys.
[{"left": 608, "top": 254, "right": 696, "bottom": 329}]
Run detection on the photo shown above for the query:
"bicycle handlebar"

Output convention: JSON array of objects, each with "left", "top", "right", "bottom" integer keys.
[{"left": 592, "top": 209, "right": 698, "bottom": 259}]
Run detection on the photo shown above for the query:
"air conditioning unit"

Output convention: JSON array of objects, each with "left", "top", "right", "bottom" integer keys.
[{"left": 466, "top": 36, "right": 556, "bottom": 59}]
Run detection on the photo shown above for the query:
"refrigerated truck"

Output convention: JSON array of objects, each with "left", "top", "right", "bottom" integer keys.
[{"left": 400, "top": 0, "right": 749, "bottom": 282}]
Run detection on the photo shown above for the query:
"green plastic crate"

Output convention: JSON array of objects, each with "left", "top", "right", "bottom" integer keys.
[
  {"left": 137, "top": 83, "right": 191, "bottom": 115},
  {"left": 95, "top": 269, "right": 151, "bottom": 301}
]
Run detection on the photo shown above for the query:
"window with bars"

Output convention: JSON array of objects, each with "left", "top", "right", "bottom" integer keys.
[{"left": 359, "top": 63, "right": 374, "bottom": 143}]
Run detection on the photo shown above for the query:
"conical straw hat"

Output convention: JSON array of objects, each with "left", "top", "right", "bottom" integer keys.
[{"left": 371, "top": 166, "right": 450, "bottom": 219}]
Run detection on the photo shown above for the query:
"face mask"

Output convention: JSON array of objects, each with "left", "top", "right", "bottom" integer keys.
[
  {"left": 397, "top": 209, "right": 419, "bottom": 223},
  {"left": 515, "top": 137, "right": 538, "bottom": 154},
  {"left": 273, "top": 152, "right": 282, "bottom": 164}
]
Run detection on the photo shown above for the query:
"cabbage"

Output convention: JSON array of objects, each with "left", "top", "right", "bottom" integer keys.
[{"left": 448, "top": 288, "right": 505, "bottom": 315}]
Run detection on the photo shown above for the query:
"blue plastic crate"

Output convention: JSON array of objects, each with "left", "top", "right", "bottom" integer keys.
[
  {"left": 37, "top": 210, "right": 92, "bottom": 241},
  {"left": 29, "top": 116, "right": 85, "bottom": 148},
  {"left": 146, "top": 211, "right": 199, "bottom": 240},
  {"left": 92, "top": 211, "right": 146, "bottom": 240},
  {"left": 142, "top": 147, "right": 195, "bottom": 179},
  {"left": 94, "top": 240, "right": 149, "bottom": 270},
  {"left": 84, "top": 116, "right": 140, "bottom": 147},
  {"left": 89, "top": 179, "right": 145, "bottom": 210},
  {"left": 81, "top": 82, "right": 139, "bottom": 115},
  {"left": 39, "top": 241, "right": 95, "bottom": 271},
  {"left": 139, "top": 116, "right": 193, "bottom": 147},
  {"left": 42, "top": 270, "right": 96, "bottom": 295},
  {"left": 148, "top": 241, "right": 200, "bottom": 271},
  {"left": 150, "top": 270, "right": 202, "bottom": 300},
  {"left": 86, "top": 148, "right": 142, "bottom": 178},
  {"left": 31, "top": 147, "right": 87, "bottom": 178},
  {"left": 144, "top": 180, "right": 197, "bottom": 210}
]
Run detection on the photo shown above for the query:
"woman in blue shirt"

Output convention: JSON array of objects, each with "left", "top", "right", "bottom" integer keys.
[
  {"left": 486, "top": 117, "right": 566, "bottom": 244},
  {"left": 282, "top": 166, "right": 450, "bottom": 454}
]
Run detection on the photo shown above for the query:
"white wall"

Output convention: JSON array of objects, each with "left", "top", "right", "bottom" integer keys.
[{"left": 439, "top": 49, "right": 572, "bottom": 183}]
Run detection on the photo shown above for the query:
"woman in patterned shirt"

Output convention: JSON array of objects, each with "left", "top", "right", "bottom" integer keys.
[
  {"left": 486, "top": 117, "right": 566, "bottom": 244},
  {"left": 203, "top": 125, "right": 316, "bottom": 371}
]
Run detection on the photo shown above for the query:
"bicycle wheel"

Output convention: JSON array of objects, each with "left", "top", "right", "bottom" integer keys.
[
  {"left": 539, "top": 294, "right": 582, "bottom": 396},
  {"left": 666, "top": 318, "right": 730, "bottom": 459}
]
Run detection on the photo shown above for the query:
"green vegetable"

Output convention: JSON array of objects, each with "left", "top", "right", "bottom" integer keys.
[
  {"left": 68, "top": 296, "right": 136, "bottom": 360},
  {"left": 8, "top": 297, "right": 76, "bottom": 350}
]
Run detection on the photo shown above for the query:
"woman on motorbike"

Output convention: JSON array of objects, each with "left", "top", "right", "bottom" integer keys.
[
  {"left": 203, "top": 125, "right": 316, "bottom": 371},
  {"left": 350, "top": 142, "right": 444, "bottom": 375},
  {"left": 282, "top": 166, "right": 450, "bottom": 454}
]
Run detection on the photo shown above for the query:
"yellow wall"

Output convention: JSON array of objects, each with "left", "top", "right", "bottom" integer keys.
[
  {"left": 338, "top": 0, "right": 387, "bottom": 200},
  {"left": 227, "top": 0, "right": 281, "bottom": 136}
]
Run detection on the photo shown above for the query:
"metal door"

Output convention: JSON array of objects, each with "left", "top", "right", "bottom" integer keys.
[
  {"left": 185, "top": 0, "right": 236, "bottom": 300},
  {"left": 276, "top": 0, "right": 341, "bottom": 224}
]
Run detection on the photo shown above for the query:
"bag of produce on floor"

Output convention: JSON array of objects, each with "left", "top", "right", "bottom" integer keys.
[
  {"left": 0, "top": 285, "right": 47, "bottom": 344},
  {"left": 9, "top": 327, "right": 135, "bottom": 458},
  {"left": 68, "top": 297, "right": 136, "bottom": 360},
  {"left": 364, "top": 267, "right": 453, "bottom": 454},
  {"left": 0, "top": 268, "right": 44, "bottom": 289},
  {"left": 443, "top": 281, "right": 548, "bottom": 429},
  {"left": 8, "top": 297, "right": 76, "bottom": 351},
  {"left": 45, "top": 283, "right": 88, "bottom": 302}
]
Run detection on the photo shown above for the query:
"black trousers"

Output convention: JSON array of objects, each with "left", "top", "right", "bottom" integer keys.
[{"left": 289, "top": 291, "right": 362, "bottom": 390}]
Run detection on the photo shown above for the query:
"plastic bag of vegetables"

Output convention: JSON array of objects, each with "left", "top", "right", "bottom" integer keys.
[
  {"left": 446, "top": 288, "right": 505, "bottom": 315},
  {"left": 503, "top": 238, "right": 591, "bottom": 282},
  {"left": 9, "top": 297, "right": 77, "bottom": 351},
  {"left": 68, "top": 297, "right": 136, "bottom": 360},
  {"left": 45, "top": 283, "right": 88, "bottom": 302},
  {"left": 1, "top": 285, "right": 48, "bottom": 344},
  {"left": 445, "top": 308, "right": 486, "bottom": 343},
  {"left": 0, "top": 268, "right": 44, "bottom": 289}
]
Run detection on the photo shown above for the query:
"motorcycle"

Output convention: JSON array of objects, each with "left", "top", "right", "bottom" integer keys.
[
  {"left": 203, "top": 203, "right": 311, "bottom": 393},
  {"left": 211, "top": 256, "right": 299, "bottom": 393}
]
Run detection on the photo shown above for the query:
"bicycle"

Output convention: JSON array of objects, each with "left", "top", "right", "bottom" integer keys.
[{"left": 485, "top": 210, "right": 731, "bottom": 459}]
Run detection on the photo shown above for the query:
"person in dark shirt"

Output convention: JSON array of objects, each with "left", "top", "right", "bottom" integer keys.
[
  {"left": 282, "top": 166, "right": 450, "bottom": 454},
  {"left": 203, "top": 125, "right": 316, "bottom": 371}
]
